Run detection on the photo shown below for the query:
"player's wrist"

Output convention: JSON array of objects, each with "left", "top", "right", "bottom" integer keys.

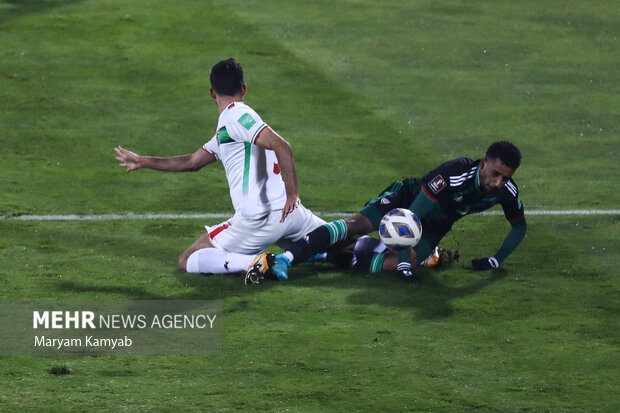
[{"left": 472, "top": 256, "right": 499, "bottom": 271}]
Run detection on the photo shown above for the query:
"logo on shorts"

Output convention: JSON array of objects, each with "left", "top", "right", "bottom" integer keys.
[
  {"left": 380, "top": 197, "right": 391, "bottom": 205},
  {"left": 428, "top": 175, "right": 447, "bottom": 194}
]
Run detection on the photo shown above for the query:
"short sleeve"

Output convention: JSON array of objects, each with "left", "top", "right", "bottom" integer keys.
[
  {"left": 202, "top": 134, "right": 220, "bottom": 159},
  {"left": 501, "top": 180, "right": 524, "bottom": 222},
  {"left": 225, "top": 109, "right": 268, "bottom": 144}
]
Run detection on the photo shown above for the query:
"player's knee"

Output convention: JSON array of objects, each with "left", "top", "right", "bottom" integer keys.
[
  {"left": 346, "top": 214, "right": 373, "bottom": 235},
  {"left": 178, "top": 254, "right": 188, "bottom": 272}
]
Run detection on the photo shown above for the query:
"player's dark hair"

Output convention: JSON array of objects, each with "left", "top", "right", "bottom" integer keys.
[
  {"left": 210, "top": 58, "right": 244, "bottom": 96},
  {"left": 486, "top": 141, "right": 521, "bottom": 169}
]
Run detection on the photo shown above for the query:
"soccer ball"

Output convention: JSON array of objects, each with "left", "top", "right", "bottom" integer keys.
[{"left": 378, "top": 208, "right": 422, "bottom": 251}]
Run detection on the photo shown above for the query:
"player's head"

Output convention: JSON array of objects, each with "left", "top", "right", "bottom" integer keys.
[
  {"left": 485, "top": 141, "right": 521, "bottom": 170},
  {"left": 479, "top": 141, "right": 521, "bottom": 193},
  {"left": 210, "top": 58, "right": 245, "bottom": 97}
]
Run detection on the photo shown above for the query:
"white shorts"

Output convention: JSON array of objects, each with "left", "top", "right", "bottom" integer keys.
[{"left": 207, "top": 203, "right": 326, "bottom": 255}]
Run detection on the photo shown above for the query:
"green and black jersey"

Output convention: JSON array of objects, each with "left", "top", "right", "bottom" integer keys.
[
  {"left": 415, "top": 157, "right": 524, "bottom": 225},
  {"left": 361, "top": 157, "right": 526, "bottom": 264}
]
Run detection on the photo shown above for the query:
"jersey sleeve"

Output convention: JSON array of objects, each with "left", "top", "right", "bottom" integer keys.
[
  {"left": 225, "top": 108, "right": 268, "bottom": 145},
  {"left": 420, "top": 173, "right": 450, "bottom": 203},
  {"left": 202, "top": 134, "right": 220, "bottom": 160},
  {"left": 492, "top": 179, "right": 526, "bottom": 263},
  {"left": 419, "top": 159, "right": 470, "bottom": 204},
  {"left": 494, "top": 217, "right": 527, "bottom": 263},
  {"left": 500, "top": 180, "right": 524, "bottom": 222}
]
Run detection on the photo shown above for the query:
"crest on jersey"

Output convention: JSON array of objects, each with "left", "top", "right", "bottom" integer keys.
[
  {"left": 238, "top": 113, "right": 256, "bottom": 130},
  {"left": 428, "top": 175, "right": 447, "bottom": 194}
]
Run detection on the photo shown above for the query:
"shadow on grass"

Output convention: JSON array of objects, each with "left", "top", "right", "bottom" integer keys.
[
  {"left": 285, "top": 263, "right": 510, "bottom": 320},
  {"left": 51, "top": 269, "right": 279, "bottom": 302},
  {"left": 50, "top": 261, "right": 508, "bottom": 321}
]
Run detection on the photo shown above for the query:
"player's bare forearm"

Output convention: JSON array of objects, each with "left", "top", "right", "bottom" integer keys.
[
  {"left": 278, "top": 151, "right": 299, "bottom": 200},
  {"left": 114, "top": 146, "right": 215, "bottom": 173},
  {"left": 254, "top": 127, "right": 300, "bottom": 222},
  {"left": 275, "top": 145, "right": 300, "bottom": 222},
  {"left": 139, "top": 154, "right": 199, "bottom": 172}
]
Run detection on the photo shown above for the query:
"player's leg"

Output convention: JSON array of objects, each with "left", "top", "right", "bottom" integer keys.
[
  {"left": 268, "top": 213, "right": 374, "bottom": 280},
  {"left": 253, "top": 180, "right": 415, "bottom": 281},
  {"left": 245, "top": 205, "right": 327, "bottom": 284},
  {"left": 344, "top": 180, "right": 419, "bottom": 279},
  {"left": 380, "top": 239, "right": 432, "bottom": 282},
  {"left": 309, "top": 228, "right": 458, "bottom": 281},
  {"left": 178, "top": 232, "right": 215, "bottom": 271},
  {"left": 382, "top": 221, "right": 449, "bottom": 280},
  {"left": 286, "top": 213, "right": 373, "bottom": 263},
  {"left": 332, "top": 235, "right": 389, "bottom": 273},
  {"left": 323, "top": 235, "right": 421, "bottom": 278},
  {"left": 272, "top": 181, "right": 412, "bottom": 277},
  {"left": 184, "top": 246, "right": 257, "bottom": 274},
  {"left": 180, "top": 220, "right": 257, "bottom": 274}
]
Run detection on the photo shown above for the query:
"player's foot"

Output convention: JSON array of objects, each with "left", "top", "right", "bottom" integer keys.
[
  {"left": 422, "top": 247, "right": 441, "bottom": 267},
  {"left": 422, "top": 247, "right": 460, "bottom": 268},
  {"left": 271, "top": 254, "right": 291, "bottom": 280},
  {"left": 397, "top": 268, "right": 421, "bottom": 283},
  {"left": 244, "top": 253, "right": 276, "bottom": 285},
  {"left": 438, "top": 247, "right": 460, "bottom": 266}
]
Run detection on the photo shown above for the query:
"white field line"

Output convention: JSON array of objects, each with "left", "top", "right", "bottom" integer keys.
[{"left": 1, "top": 210, "right": 619, "bottom": 221}]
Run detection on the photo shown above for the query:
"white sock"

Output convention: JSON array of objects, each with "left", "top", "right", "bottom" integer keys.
[
  {"left": 186, "top": 248, "right": 254, "bottom": 274},
  {"left": 282, "top": 251, "right": 294, "bottom": 263}
]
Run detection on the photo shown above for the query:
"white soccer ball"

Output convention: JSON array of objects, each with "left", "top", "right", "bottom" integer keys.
[{"left": 378, "top": 208, "right": 422, "bottom": 251}]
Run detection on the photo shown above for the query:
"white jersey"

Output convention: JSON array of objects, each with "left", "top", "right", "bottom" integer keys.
[{"left": 202, "top": 102, "right": 287, "bottom": 219}]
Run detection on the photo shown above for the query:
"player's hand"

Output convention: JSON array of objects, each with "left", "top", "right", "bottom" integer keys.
[
  {"left": 471, "top": 256, "right": 499, "bottom": 271},
  {"left": 280, "top": 196, "right": 299, "bottom": 223},
  {"left": 114, "top": 146, "right": 142, "bottom": 172},
  {"left": 397, "top": 268, "right": 422, "bottom": 283}
]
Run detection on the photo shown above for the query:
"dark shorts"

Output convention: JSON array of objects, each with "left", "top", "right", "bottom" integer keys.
[
  {"left": 359, "top": 179, "right": 451, "bottom": 263},
  {"left": 359, "top": 179, "right": 420, "bottom": 227}
]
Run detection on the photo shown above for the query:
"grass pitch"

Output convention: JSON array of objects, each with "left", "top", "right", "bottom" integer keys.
[{"left": 1, "top": 0, "right": 619, "bottom": 411}]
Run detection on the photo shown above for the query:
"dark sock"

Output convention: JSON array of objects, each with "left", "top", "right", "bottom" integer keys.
[
  {"left": 351, "top": 251, "right": 385, "bottom": 273},
  {"left": 325, "top": 250, "right": 355, "bottom": 269},
  {"left": 289, "top": 220, "right": 348, "bottom": 264}
]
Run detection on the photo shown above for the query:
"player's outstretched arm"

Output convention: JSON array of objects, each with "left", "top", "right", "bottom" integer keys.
[
  {"left": 114, "top": 146, "right": 216, "bottom": 173},
  {"left": 472, "top": 216, "right": 527, "bottom": 270},
  {"left": 254, "top": 127, "right": 299, "bottom": 223}
]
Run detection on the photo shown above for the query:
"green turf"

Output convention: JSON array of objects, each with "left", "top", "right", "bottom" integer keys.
[
  {"left": 1, "top": 215, "right": 618, "bottom": 411},
  {"left": 1, "top": 0, "right": 619, "bottom": 411}
]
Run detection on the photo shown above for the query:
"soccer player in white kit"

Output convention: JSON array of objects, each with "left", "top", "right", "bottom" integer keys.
[{"left": 114, "top": 58, "right": 325, "bottom": 276}]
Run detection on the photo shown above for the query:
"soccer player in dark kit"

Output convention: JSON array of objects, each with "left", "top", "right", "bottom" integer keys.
[{"left": 248, "top": 141, "right": 527, "bottom": 282}]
